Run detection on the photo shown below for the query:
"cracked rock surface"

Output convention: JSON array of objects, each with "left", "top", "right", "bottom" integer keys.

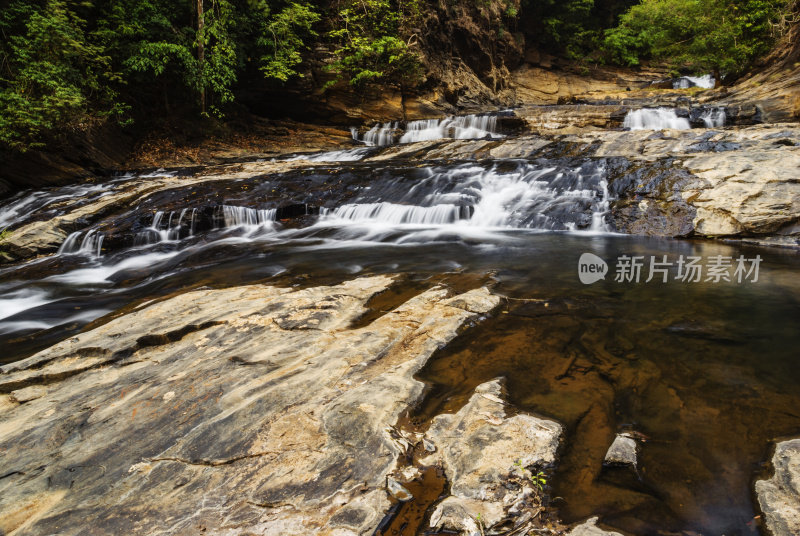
[
  {"left": 424, "top": 379, "right": 562, "bottom": 533},
  {"left": 0, "top": 275, "right": 499, "bottom": 535}
]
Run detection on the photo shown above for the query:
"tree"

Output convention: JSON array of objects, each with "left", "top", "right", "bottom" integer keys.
[
  {"left": 326, "top": 0, "right": 423, "bottom": 100},
  {"left": 0, "top": 0, "right": 118, "bottom": 149},
  {"left": 603, "top": 0, "right": 794, "bottom": 78}
]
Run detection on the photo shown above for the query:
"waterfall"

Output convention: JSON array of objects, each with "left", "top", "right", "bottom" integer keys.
[
  {"left": 135, "top": 208, "right": 197, "bottom": 246},
  {"left": 318, "top": 162, "right": 612, "bottom": 232},
  {"left": 220, "top": 205, "right": 278, "bottom": 229},
  {"left": 700, "top": 107, "right": 726, "bottom": 128},
  {"left": 287, "top": 147, "right": 371, "bottom": 162},
  {"left": 673, "top": 75, "right": 715, "bottom": 89},
  {"left": 355, "top": 122, "right": 400, "bottom": 146},
  {"left": 329, "top": 203, "right": 470, "bottom": 225},
  {"left": 58, "top": 229, "right": 104, "bottom": 257},
  {"left": 352, "top": 114, "right": 502, "bottom": 146},
  {"left": 624, "top": 108, "right": 691, "bottom": 131}
]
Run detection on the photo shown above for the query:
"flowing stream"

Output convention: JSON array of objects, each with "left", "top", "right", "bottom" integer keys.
[{"left": 0, "top": 112, "right": 798, "bottom": 536}]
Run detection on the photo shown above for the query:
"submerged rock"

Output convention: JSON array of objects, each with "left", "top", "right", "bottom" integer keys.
[
  {"left": 603, "top": 433, "right": 638, "bottom": 468},
  {"left": 0, "top": 276, "right": 500, "bottom": 535},
  {"left": 755, "top": 439, "right": 800, "bottom": 536},
  {"left": 424, "top": 379, "right": 562, "bottom": 532},
  {"left": 567, "top": 516, "right": 625, "bottom": 536}
]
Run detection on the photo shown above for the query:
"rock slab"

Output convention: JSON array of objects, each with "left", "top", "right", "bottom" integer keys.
[{"left": 0, "top": 276, "right": 499, "bottom": 535}]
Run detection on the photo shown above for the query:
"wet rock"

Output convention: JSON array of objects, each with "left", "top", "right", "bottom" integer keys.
[
  {"left": 424, "top": 379, "right": 562, "bottom": 532},
  {"left": 567, "top": 517, "right": 624, "bottom": 536},
  {"left": 755, "top": 439, "right": 800, "bottom": 536},
  {"left": 603, "top": 434, "right": 638, "bottom": 467},
  {"left": 387, "top": 477, "right": 413, "bottom": 502},
  {"left": 0, "top": 276, "right": 500, "bottom": 535}
]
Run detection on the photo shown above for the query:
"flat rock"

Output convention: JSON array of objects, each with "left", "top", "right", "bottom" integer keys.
[
  {"left": 425, "top": 379, "right": 562, "bottom": 532},
  {"left": 755, "top": 439, "right": 800, "bottom": 536},
  {"left": 0, "top": 276, "right": 500, "bottom": 535}
]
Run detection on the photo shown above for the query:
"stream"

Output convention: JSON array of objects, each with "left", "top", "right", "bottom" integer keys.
[{"left": 1, "top": 111, "right": 799, "bottom": 535}]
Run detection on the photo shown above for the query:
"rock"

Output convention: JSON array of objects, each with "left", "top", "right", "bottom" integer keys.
[
  {"left": 603, "top": 434, "right": 638, "bottom": 467},
  {"left": 567, "top": 517, "right": 625, "bottom": 536},
  {"left": 681, "top": 147, "right": 800, "bottom": 237},
  {"left": 755, "top": 439, "right": 800, "bottom": 536},
  {"left": 386, "top": 477, "right": 413, "bottom": 502},
  {"left": 8, "top": 385, "right": 47, "bottom": 403},
  {"left": 424, "top": 379, "right": 562, "bottom": 532},
  {"left": 0, "top": 276, "right": 500, "bottom": 535}
]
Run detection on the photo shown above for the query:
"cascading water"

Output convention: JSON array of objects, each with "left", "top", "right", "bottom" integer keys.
[
  {"left": 624, "top": 108, "right": 691, "bottom": 131},
  {"left": 328, "top": 203, "right": 471, "bottom": 225},
  {"left": 352, "top": 114, "right": 502, "bottom": 146},
  {"left": 320, "top": 161, "right": 612, "bottom": 234},
  {"left": 673, "top": 74, "right": 715, "bottom": 89},
  {"left": 355, "top": 122, "right": 400, "bottom": 146},
  {"left": 135, "top": 208, "right": 197, "bottom": 246},
  {"left": 700, "top": 107, "right": 726, "bottom": 128},
  {"left": 58, "top": 229, "right": 104, "bottom": 257},
  {"left": 219, "top": 205, "right": 278, "bottom": 234}
]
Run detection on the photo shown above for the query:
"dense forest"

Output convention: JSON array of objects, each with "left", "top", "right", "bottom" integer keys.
[{"left": 0, "top": 0, "right": 796, "bottom": 151}]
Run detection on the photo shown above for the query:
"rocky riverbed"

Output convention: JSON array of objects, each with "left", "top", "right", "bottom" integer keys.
[
  {"left": 2, "top": 118, "right": 799, "bottom": 265},
  {"left": 1, "top": 76, "right": 800, "bottom": 535}
]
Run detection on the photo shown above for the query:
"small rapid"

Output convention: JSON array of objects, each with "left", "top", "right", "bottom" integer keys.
[
  {"left": 624, "top": 108, "right": 691, "bottom": 130},
  {"left": 352, "top": 114, "right": 503, "bottom": 146}
]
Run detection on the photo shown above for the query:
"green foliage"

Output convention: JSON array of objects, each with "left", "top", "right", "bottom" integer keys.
[
  {"left": 0, "top": 0, "right": 117, "bottom": 150},
  {"left": 520, "top": 0, "right": 638, "bottom": 59},
  {"left": 327, "top": 0, "right": 423, "bottom": 90},
  {"left": 514, "top": 459, "right": 548, "bottom": 492},
  {"left": 259, "top": 3, "right": 320, "bottom": 81},
  {"left": 603, "top": 0, "right": 794, "bottom": 75},
  {"left": 0, "top": 0, "right": 322, "bottom": 149}
]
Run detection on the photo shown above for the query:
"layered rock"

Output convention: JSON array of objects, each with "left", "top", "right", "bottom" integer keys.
[{"left": 0, "top": 276, "right": 500, "bottom": 535}]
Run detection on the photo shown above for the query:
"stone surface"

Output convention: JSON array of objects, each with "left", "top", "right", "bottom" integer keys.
[
  {"left": 603, "top": 434, "right": 638, "bottom": 467},
  {"left": 0, "top": 276, "right": 500, "bottom": 535},
  {"left": 755, "top": 439, "right": 800, "bottom": 536},
  {"left": 424, "top": 379, "right": 562, "bottom": 532},
  {"left": 567, "top": 517, "right": 625, "bottom": 536}
]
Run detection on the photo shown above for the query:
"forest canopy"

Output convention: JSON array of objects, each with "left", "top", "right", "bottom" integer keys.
[{"left": 0, "top": 0, "right": 796, "bottom": 151}]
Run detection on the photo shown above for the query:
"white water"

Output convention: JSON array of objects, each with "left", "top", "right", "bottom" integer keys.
[
  {"left": 673, "top": 75, "right": 715, "bottom": 89},
  {"left": 352, "top": 114, "right": 502, "bottom": 146},
  {"left": 286, "top": 147, "right": 372, "bottom": 162},
  {"left": 58, "top": 229, "right": 104, "bottom": 257},
  {"left": 0, "top": 184, "right": 109, "bottom": 229},
  {"left": 624, "top": 108, "right": 691, "bottom": 131},
  {"left": 321, "top": 162, "right": 611, "bottom": 233},
  {"left": 328, "top": 203, "right": 469, "bottom": 225},
  {"left": 136, "top": 209, "right": 198, "bottom": 246},
  {"left": 700, "top": 107, "right": 726, "bottom": 128},
  {"left": 220, "top": 206, "right": 277, "bottom": 229},
  {"left": 0, "top": 160, "right": 613, "bottom": 336},
  {"left": 48, "top": 250, "right": 183, "bottom": 285}
]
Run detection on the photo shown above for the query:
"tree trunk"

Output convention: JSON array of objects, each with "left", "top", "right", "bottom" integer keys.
[{"left": 197, "top": 0, "right": 205, "bottom": 114}]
